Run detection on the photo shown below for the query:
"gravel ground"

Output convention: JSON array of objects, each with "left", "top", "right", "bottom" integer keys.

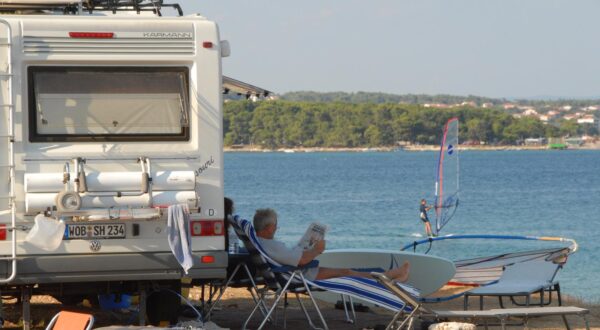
[{"left": 1, "top": 287, "right": 598, "bottom": 329}]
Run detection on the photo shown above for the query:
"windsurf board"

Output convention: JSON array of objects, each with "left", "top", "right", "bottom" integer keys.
[{"left": 312, "top": 249, "right": 455, "bottom": 305}]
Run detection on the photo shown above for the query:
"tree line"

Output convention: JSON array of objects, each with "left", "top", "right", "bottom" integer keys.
[
  {"left": 223, "top": 100, "right": 597, "bottom": 148},
  {"left": 280, "top": 91, "right": 600, "bottom": 108},
  {"left": 281, "top": 91, "right": 503, "bottom": 106}
]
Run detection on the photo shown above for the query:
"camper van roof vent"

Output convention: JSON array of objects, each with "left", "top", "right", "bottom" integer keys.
[{"left": 0, "top": 0, "right": 183, "bottom": 16}]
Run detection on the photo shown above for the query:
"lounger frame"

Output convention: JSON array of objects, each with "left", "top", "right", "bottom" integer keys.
[
  {"left": 463, "top": 259, "right": 563, "bottom": 310},
  {"left": 372, "top": 272, "right": 589, "bottom": 330}
]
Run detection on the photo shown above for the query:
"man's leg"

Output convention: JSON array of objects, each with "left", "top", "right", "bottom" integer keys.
[{"left": 316, "top": 262, "right": 409, "bottom": 282}]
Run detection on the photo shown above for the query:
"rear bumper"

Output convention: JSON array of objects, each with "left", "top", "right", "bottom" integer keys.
[{"left": 0, "top": 250, "right": 227, "bottom": 285}]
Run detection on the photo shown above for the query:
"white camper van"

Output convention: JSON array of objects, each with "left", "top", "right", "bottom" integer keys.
[{"left": 0, "top": 0, "right": 230, "bottom": 325}]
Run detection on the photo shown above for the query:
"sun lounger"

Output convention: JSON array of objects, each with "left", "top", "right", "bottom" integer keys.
[
  {"left": 463, "top": 259, "right": 562, "bottom": 310},
  {"left": 372, "top": 272, "right": 589, "bottom": 330},
  {"left": 231, "top": 216, "right": 416, "bottom": 330}
]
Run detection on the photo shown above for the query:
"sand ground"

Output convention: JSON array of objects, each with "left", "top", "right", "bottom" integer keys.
[{"left": 1, "top": 286, "right": 598, "bottom": 329}]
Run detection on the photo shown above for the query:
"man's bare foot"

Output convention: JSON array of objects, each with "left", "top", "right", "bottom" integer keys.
[{"left": 384, "top": 261, "right": 410, "bottom": 283}]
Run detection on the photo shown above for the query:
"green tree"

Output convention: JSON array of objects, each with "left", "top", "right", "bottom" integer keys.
[
  {"left": 558, "top": 119, "right": 578, "bottom": 137},
  {"left": 364, "top": 125, "right": 382, "bottom": 146}
]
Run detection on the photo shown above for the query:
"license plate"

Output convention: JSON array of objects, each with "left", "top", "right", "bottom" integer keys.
[{"left": 64, "top": 223, "right": 126, "bottom": 240}]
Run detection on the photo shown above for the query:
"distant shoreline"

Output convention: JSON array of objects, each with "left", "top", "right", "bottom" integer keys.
[{"left": 224, "top": 144, "right": 600, "bottom": 152}]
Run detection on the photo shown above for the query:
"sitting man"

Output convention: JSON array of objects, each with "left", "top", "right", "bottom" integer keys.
[{"left": 253, "top": 208, "right": 410, "bottom": 282}]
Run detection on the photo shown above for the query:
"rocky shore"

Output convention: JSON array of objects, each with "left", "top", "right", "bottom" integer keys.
[{"left": 224, "top": 143, "right": 600, "bottom": 153}]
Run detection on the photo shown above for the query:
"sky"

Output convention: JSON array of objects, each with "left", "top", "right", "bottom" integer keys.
[{"left": 177, "top": 0, "right": 600, "bottom": 99}]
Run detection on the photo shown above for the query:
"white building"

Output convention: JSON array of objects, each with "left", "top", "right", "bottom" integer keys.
[{"left": 577, "top": 116, "right": 596, "bottom": 124}]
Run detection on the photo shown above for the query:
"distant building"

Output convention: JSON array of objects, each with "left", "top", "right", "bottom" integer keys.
[
  {"left": 482, "top": 102, "right": 494, "bottom": 108},
  {"left": 564, "top": 114, "right": 577, "bottom": 121},
  {"left": 423, "top": 103, "right": 449, "bottom": 108},
  {"left": 460, "top": 101, "right": 477, "bottom": 107},
  {"left": 524, "top": 137, "right": 546, "bottom": 145},
  {"left": 522, "top": 108, "right": 539, "bottom": 116},
  {"left": 565, "top": 137, "right": 583, "bottom": 147},
  {"left": 577, "top": 115, "right": 595, "bottom": 124},
  {"left": 562, "top": 105, "right": 573, "bottom": 111},
  {"left": 582, "top": 135, "right": 596, "bottom": 142}
]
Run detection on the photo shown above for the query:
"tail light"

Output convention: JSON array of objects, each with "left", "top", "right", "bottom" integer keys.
[
  {"left": 200, "top": 255, "right": 215, "bottom": 263},
  {"left": 0, "top": 224, "right": 5, "bottom": 240},
  {"left": 190, "top": 220, "right": 223, "bottom": 236}
]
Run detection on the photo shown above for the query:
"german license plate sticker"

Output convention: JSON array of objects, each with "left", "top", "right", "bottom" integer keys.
[{"left": 64, "top": 223, "right": 126, "bottom": 240}]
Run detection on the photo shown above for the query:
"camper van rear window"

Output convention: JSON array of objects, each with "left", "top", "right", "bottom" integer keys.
[{"left": 28, "top": 67, "right": 190, "bottom": 142}]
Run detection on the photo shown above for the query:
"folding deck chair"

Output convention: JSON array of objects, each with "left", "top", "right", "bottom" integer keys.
[
  {"left": 373, "top": 272, "right": 590, "bottom": 330},
  {"left": 463, "top": 259, "right": 563, "bottom": 310},
  {"left": 204, "top": 216, "right": 272, "bottom": 321},
  {"left": 232, "top": 215, "right": 416, "bottom": 330},
  {"left": 45, "top": 311, "right": 94, "bottom": 330}
]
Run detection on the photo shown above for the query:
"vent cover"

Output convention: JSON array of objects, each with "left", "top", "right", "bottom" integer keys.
[{"left": 23, "top": 37, "right": 195, "bottom": 55}]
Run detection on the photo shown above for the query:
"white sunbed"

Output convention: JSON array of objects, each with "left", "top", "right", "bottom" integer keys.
[
  {"left": 463, "top": 259, "right": 562, "bottom": 310},
  {"left": 372, "top": 272, "right": 589, "bottom": 330}
]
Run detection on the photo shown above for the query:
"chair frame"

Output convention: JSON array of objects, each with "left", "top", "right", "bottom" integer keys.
[
  {"left": 228, "top": 216, "right": 339, "bottom": 330},
  {"left": 244, "top": 264, "right": 329, "bottom": 330},
  {"left": 203, "top": 259, "right": 268, "bottom": 320}
]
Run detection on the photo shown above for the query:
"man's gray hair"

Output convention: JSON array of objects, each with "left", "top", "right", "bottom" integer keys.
[{"left": 254, "top": 208, "right": 277, "bottom": 232}]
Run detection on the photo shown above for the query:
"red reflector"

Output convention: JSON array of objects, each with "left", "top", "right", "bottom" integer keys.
[
  {"left": 190, "top": 220, "right": 224, "bottom": 236},
  {"left": 202, "top": 41, "right": 213, "bottom": 48},
  {"left": 69, "top": 32, "right": 114, "bottom": 39},
  {"left": 0, "top": 224, "right": 5, "bottom": 240},
  {"left": 201, "top": 255, "right": 215, "bottom": 263},
  {"left": 190, "top": 221, "right": 202, "bottom": 236}
]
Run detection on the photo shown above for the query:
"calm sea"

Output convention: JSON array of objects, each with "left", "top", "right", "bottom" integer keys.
[{"left": 224, "top": 150, "right": 600, "bottom": 302}]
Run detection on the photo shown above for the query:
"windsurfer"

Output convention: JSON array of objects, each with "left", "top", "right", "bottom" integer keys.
[{"left": 420, "top": 199, "right": 435, "bottom": 237}]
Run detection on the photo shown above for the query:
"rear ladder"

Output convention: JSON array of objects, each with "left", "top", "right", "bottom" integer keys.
[{"left": 0, "top": 18, "right": 18, "bottom": 283}]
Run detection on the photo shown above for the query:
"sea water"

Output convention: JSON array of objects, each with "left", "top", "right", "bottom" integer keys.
[{"left": 224, "top": 150, "right": 600, "bottom": 302}]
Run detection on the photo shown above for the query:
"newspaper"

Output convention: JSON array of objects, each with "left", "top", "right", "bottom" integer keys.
[{"left": 297, "top": 222, "right": 329, "bottom": 250}]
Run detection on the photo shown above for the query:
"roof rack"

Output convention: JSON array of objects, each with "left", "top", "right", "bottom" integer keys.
[{"left": 0, "top": 0, "right": 183, "bottom": 16}]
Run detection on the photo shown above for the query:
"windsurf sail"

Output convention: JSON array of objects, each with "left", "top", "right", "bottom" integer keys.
[{"left": 434, "top": 117, "right": 459, "bottom": 234}]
